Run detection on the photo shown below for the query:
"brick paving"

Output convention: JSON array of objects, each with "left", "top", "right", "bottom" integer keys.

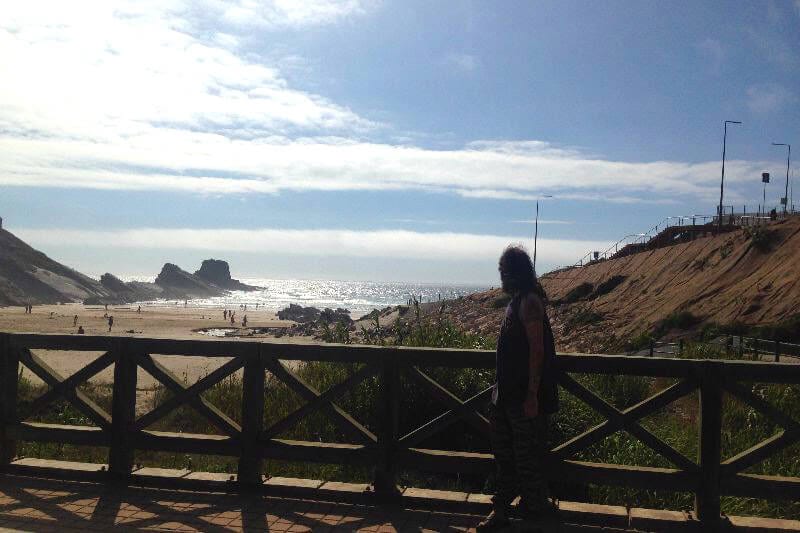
[{"left": 0, "top": 475, "right": 488, "bottom": 532}]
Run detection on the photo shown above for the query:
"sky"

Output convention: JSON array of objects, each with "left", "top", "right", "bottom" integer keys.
[{"left": 1, "top": 0, "right": 799, "bottom": 284}]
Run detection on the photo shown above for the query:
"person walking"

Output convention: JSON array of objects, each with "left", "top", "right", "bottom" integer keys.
[
  {"left": 478, "top": 245, "right": 559, "bottom": 531},
  {"left": 108, "top": 315, "right": 114, "bottom": 332},
  {"left": 73, "top": 315, "right": 78, "bottom": 327}
]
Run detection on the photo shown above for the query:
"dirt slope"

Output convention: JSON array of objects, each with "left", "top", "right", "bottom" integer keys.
[
  {"left": 416, "top": 217, "right": 800, "bottom": 353},
  {"left": 538, "top": 216, "right": 800, "bottom": 350}
]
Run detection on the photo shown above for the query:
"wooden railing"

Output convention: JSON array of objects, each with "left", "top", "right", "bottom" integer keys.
[{"left": 2, "top": 333, "right": 800, "bottom": 528}]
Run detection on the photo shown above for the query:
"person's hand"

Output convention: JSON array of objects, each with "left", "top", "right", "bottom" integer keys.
[{"left": 523, "top": 390, "right": 539, "bottom": 418}]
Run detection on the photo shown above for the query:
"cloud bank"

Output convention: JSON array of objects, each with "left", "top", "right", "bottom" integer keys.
[
  {"left": 0, "top": 1, "right": 768, "bottom": 205},
  {"left": 15, "top": 227, "right": 610, "bottom": 267}
]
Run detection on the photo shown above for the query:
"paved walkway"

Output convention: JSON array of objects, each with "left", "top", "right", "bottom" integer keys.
[{"left": 0, "top": 475, "right": 494, "bottom": 532}]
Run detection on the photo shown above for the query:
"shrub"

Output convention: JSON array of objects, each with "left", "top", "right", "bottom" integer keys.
[
  {"left": 746, "top": 226, "right": 777, "bottom": 252},
  {"left": 589, "top": 275, "right": 626, "bottom": 299},
  {"left": 560, "top": 282, "right": 594, "bottom": 304}
]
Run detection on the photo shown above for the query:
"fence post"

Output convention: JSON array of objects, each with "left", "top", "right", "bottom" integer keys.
[
  {"left": 0, "top": 334, "right": 19, "bottom": 467},
  {"left": 373, "top": 352, "right": 400, "bottom": 502},
  {"left": 109, "top": 338, "right": 138, "bottom": 480},
  {"left": 696, "top": 361, "right": 723, "bottom": 528},
  {"left": 648, "top": 340, "right": 654, "bottom": 357},
  {"left": 238, "top": 345, "right": 265, "bottom": 487},
  {"left": 738, "top": 335, "right": 744, "bottom": 359},
  {"left": 775, "top": 340, "right": 781, "bottom": 363}
]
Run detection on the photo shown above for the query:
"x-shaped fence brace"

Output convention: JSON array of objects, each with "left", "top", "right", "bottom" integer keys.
[
  {"left": 720, "top": 380, "right": 800, "bottom": 477},
  {"left": 133, "top": 354, "right": 244, "bottom": 438},
  {"left": 263, "top": 358, "right": 377, "bottom": 444},
  {"left": 398, "top": 367, "right": 492, "bottom": 448},
  {"left": 17, "top": 348, "right": 113, "bottom": 431},
  {"left": 553, "top": 372, "right": 699, "bottom": 473}
]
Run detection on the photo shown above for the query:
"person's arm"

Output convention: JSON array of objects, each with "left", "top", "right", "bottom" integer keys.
[{"left": 519, "top": 293, "right": 545, "bottom": 418}]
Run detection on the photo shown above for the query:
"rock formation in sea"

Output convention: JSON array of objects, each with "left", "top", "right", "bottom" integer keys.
[{"left": 194, "top": 259, "right": 260, "bottom": 291}]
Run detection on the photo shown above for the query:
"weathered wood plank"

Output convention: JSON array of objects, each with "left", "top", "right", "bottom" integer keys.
[
  {"left": 23, "top": 350, "right": 115, "bottom": 420},
  {"left": 7, "top": 422, "right": 110, "bottom": 446},
  {"left": 696, "top": 361, "right": 723, "bottom": 524},
  {"left": 723, "top": 473, "right": 800, "bottom": 501},
  {"left": 720, "top": 430, "right": 800, "bottom": 477},
  {"left": 405, "top": 368, "right": 490, "bottom": 439},
  {"left": 264, "top": 356, "right": 376, "bottom": 444},
  {"left": 723, "top": 381, "right": 800, "bottom": 433},
  {"left": 136, "top": 353, "right": 242, "bottom": 438},
  {"left": 17, "top": 348, "right": 112, "bottom": 430},
  {"left": 133, "top": 355, "right": 244, "bottom": 431},
  {"left": 261, "top": 438, "right": 377, "bottom": 465},
  {"left": 399, "top": 386, "right": 492, "bottom": 447},
  {"left": 0, "top": 333, "right": 19, "bottom": 465},
  {"left": 237, "top": 346, "right": 265, "bottom": 485},
  {"left": 9, "top": 333, "right": 114, "bottom": 351},
  {"left": 109, "top": 340, "right": 137, "bottom": 478},
  {"left": 374, "top": 356, "right": 400, "bottom": 502},
  {"left": 133, "top": 430, "right": 239, "bottom": 455},
  {"left": 263, "top": 362, "right": 379, "bottom": 439}
]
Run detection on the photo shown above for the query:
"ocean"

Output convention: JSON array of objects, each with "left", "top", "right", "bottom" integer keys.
[{"left": 126, "top": 278, "right": 489, "bottom": 319}]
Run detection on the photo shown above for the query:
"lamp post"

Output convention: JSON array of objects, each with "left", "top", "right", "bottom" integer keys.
[
  {"left": 772, "top": 143, "right": 791, "bottom": 216},
  {"left": 761, "top": 173, "right": 770, "bottom": 216},
  {"left": 717, "top": 120, "right": 742, "bottom": 233},
  {"left": 533, "top": 195, "right": 553, "bottom": 274}
]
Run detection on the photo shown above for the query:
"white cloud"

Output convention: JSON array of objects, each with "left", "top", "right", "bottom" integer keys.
[
  {"left": 443, "top": 53, "right": 479, "bottom": 72},
  {"left": 0, "top": 1, "right": 770, "bottom": 206},
  {"left": 746, "top": 83, "right": 796, "bottom": 114},
  {"left": 14, "top": 227, "right": 610, "bottom": 266}
]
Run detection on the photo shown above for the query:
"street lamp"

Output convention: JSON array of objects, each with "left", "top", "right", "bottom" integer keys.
[
  {"left": 533, "top": 195, "right": 553, "bottom": 274},
  {"left": 717, "top": 120, "right": 742, "bottom": 233},
  {"left": 761, "top": 173, "right": 770, "bottom": 216},
  {"left": 772, "top": 142, "right": 791, "bottom": 215}
]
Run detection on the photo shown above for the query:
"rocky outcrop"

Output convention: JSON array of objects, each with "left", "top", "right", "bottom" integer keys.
[
  {"left": 277, "top": 304, "right": 321, "bottom": 323},
  {"left": 0, "top": 228, "right": 112, "bottom": 305},
  {"left": 98, "top": 273, "right": 164, "bottom": 304},
  {"left": 194, "top": 259, "right": 259, "bottom": 291},
  {"left": 155, "top": 263, "right": 223, "bottom": 299}
]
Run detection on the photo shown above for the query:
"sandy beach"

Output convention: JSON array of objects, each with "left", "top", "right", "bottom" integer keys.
[{"left": 0, "top": 303, "right": 308, "bottom": 389}]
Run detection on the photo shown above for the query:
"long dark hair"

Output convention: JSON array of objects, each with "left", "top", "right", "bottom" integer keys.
[{"left": 498, "top": 245, "right": 547, "bottom": 300}]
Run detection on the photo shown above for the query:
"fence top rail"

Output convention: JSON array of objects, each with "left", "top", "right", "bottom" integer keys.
[{"left": 4, "top": 332, "right": 800, "bottom": 381}]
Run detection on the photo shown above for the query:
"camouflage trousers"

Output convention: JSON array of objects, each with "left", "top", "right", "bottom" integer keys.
[{"left": 488, "top": 402, "right": 549, "bottom": 513}]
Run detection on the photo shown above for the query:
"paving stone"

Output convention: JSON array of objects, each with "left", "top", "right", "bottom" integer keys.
[
  {"left": 265, "top": 477, "right": 324, "bottom": 489},
  {"left": 402, "top": 488, "right": 468, "bottom": 502}
]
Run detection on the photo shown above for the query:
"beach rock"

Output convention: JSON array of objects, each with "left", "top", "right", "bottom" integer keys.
[
  {"left": 194, "top": 259, "right": 260, "bottom": 291},
  {"left": 155, "top": 263, "right": 223, "bottom": 299},
  {"left": 319, "top": 307, "right": 353, "bottom": 325},
  {"left": 277, "top": 304, "right": 321, "bottom": 323}
]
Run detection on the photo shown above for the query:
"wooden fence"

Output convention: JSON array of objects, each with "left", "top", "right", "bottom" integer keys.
[{"left": 1, "top": 332, "right": 800, "bottom": 528}]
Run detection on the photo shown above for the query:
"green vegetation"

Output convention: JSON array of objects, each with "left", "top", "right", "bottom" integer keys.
[
  {"left": 745, "top": 226, "right": 777, "bottom": 252},
  {"left": 560, "top": 282, "right": 594, "bottom": 304},
  {"left": 589, "top": 275, "right": 626, "bottom": 299}
]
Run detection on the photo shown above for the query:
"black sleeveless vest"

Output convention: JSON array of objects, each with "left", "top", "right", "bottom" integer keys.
[{"left": 493, "top": 292, "right": 559, "bottom": 413}]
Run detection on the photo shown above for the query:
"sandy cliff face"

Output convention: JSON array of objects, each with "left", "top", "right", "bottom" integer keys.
[
  {"left": 0, "top": 228, "right": 111, "bottom": 305},
  {"left": 415, "top": 217, "right": 800, "bottom": 353}
]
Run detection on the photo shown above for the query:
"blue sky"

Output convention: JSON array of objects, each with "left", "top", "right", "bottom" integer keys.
[{"left": 1, "top": 0, "right": 798, "bottom": 283}]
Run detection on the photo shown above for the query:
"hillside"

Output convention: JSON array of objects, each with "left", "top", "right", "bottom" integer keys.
[
  {"left": 411, "top": 217, "right": 800, "bottom": 353},
  {"left": 0, "top": 227, "right": 111, "bottom": 305}
]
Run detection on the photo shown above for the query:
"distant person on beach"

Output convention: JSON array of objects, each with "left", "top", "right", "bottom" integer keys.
[
  {"left": 242, "top": 315, "right": 247, "bottom": 327},
  {"left": 137, "top": 305, "right": 141, "bottom": 313},
  {"left": 77, "top": 326, "right": 84, "bottom": 334},
  {"left": 108, "top": 315, "right": 114, "bottom": 332},
  {"left": 230, "top": 314, "right": 235, "bottom": 326},
  {"left": 223, "top": 310, "right": 227, "bottom": 320},
  {"left": 73, "top": 315, "right": 78, "bottom": 327},
  {"left": 478, "top": 245, "right": 559, "bottom": 531}
]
